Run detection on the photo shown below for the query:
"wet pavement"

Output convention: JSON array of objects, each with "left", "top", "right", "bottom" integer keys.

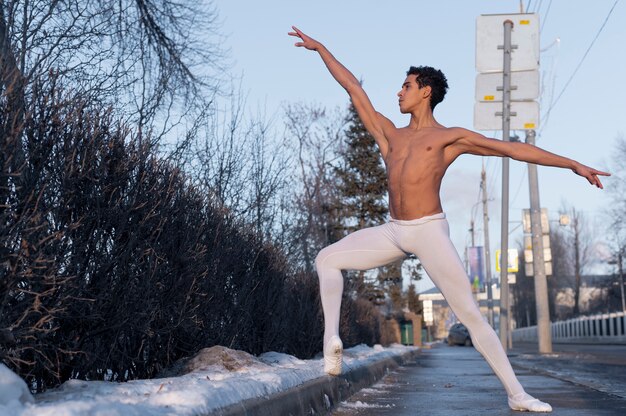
[{"left": 331, "top": 342, "right": 626, "bottom": 415}]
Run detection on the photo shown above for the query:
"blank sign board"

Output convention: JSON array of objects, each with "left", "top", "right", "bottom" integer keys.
[
  {"left": 475, "top": 70, "right": 539, "bottom": 102},
  {"left": 476, "top": 13, "right": 539, "bottom": 72},
  {"left": 474, "top": 101, "right": 539, "bottom": 131}
]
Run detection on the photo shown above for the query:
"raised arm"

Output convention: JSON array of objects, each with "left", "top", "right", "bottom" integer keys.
[
  {"left": 289, "top": 26, "right": 391, "bottom": 158},
  {"left": 447, "top": 128, "right": 610, "bottom": 188}
]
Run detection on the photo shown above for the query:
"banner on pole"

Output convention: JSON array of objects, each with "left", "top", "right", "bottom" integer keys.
[{"left": 468, "top": 246, "right": 485, "bottom": 293}]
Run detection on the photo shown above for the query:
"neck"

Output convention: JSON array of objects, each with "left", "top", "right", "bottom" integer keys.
[{"left": 408, "top": 107, "right": 441, "bottom": 130}]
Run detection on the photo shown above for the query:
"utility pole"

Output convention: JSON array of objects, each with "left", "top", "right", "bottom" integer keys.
[
  {"left": 573, "top": 210, "right": 582, "bottom": 316},
  {"left": 498, "top": 19, "right": 513, "bottom": 351},
  {"left": 526, "top": 129, "right": 552, "bottom": 353},
  {"left": 481, "top": 164, "right": 495, "bottom": 327},
  {"left": 617, "top": 247, "right": 626, "bottom": 313},
  {"left": 475, "top": 12, "right": 540, "bottom": 345}
]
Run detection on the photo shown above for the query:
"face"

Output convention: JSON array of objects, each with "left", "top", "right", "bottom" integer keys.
[{"left": 397, "top": 75, "right": 430, "bottom": 113}]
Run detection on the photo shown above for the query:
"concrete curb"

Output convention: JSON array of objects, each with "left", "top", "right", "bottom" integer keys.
[{"left": 209, "top": 348, "right": 421, "bottom": 416}]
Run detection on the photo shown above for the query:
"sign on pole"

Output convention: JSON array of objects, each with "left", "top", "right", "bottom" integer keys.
[
  {"left": 474, "top": 13, "right": 540, "bottom": 132},
  {"left": 475, "top": 70, "right": 539, "bottom": 102},
  {"left": 468, "top": 246, "right": 485, "bottom": 293},
  {"left": 495, "top": 249, "right": 519, "bottom": 273},
  {"left": 423, "top": 300, "right": 433, "bottom": 326},
  {"left": 476, "top": 14, "right": 540, "bottom": 72},
  {"left": 474, "top": 101, "right": 539, "bottom": 130}
]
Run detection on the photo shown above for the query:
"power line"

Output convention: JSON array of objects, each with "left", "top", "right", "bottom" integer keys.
[
  {"left": 541, "top": 0, "right": 620, "bottom": 123},
  {"left": 540, "top": 0, "right": 552, "bottom": 33}
]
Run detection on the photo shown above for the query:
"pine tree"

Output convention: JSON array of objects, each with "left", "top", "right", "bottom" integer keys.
[
  {"left": 407, "top": 283, "right": 422, "bottom": 314},
  {"left": 333, "top": 101, "right": 390, "bottom": 299},
  {"left": 334, "top": 102, "right": 388, "bottom": 233}
]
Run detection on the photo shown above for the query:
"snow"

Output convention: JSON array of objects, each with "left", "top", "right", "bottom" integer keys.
[
  {"left": 1, "top": 343, "right": 417, "bottom": 416},
  {"left": 0, "top": 364, "right": 34, "bottom": 415},
  {"left": 339, "top": 400, "right": 395, "bottom": 409}
]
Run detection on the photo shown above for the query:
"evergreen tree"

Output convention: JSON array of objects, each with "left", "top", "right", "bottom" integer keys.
[
  {"left": 333, "top": 101, "right": 390, "bottom": 300},
  {"left": 407, "top": 283, "right": 422, "bottom": 314},
  {"left": 334, "top": 102, "right": 388, "bottom": 232}
]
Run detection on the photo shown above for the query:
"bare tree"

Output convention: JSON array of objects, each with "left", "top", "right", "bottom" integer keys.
[
  {"left": 603, "top": 134, "right": 626, "bottom": 312},
  {"left": 0, "top": 0, "right": 225, "bottom": 142},
  {"left": 551, "top": 204, "right": 596, "bottom": 316},
  {"left": 282, "top": 102, "right": 345, "bottom": 272}
]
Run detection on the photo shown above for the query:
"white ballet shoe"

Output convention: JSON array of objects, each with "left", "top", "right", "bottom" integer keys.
[
  {"left": 323, "top": 335, "right": 343, "bottom": 376},
  {"left": 508, "top": 392, "right": 552, "bottom": 412}
]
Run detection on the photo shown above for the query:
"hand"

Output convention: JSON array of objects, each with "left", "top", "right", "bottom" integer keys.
[
  {"left": 288, "top": 26, "right": 321, "bottom": 51},
  {"left": 572, "top": 162, "right": 610, "bottom": 189}
]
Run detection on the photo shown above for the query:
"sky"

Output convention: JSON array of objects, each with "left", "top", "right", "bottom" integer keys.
[{"left": 214, "top": 0, "right": 625, "bottom": 291}]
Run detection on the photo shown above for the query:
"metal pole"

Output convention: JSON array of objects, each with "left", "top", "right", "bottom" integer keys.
[
  {"left": 526, "top": 129, "right": 552, "bottom": 353},
  {"left": 482, "top": 164, "right": 494, "bottom": 327},
  {"left": 499, "top": 19, "right": 513, "bottom": 350},
  {"left": 617, "top": 249, "right": 626, "bottom": 313}
]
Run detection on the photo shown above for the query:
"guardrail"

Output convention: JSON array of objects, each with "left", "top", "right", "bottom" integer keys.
[{"left": 512, "top": 311, "right": 626, "bottom": 344}]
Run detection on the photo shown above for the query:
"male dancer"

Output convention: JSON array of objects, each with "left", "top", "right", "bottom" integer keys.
[{"left": 288, "top": 26, "right": 609, "bottom": 412}]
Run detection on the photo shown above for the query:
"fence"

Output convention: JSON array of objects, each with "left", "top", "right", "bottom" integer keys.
[{"left": 512, "top": 311, "right": 626, "bottom": 344}]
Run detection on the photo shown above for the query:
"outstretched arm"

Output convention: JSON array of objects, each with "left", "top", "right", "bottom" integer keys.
[
  {"left": 289, "top": 26, "right": 391, "bottom": 158},
  {"left": 448, "top": 128, "right": 610, "bottom": 189}
]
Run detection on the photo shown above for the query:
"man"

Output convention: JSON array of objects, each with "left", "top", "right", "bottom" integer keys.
[{"left": 288, "top": 26, "right": 609, "bottom": 413}]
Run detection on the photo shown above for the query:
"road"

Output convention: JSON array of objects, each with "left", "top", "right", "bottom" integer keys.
[{"left": 331, "top": 342, "right": 626, "bottom": 415}]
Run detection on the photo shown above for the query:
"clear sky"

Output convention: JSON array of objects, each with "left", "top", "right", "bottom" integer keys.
[{"left": 215, "top": 0, "right": 625, "bottom": 291}]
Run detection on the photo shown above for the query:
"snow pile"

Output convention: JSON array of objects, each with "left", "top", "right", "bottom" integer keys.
[
  {"left": 0, "top": 364, "right": 34, "bottom": 415},
  {"left": 1, "top": 343, "right": 417, "bottom": 416}
]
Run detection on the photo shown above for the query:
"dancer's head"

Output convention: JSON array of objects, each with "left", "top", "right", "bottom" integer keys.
[{"left": 398, "top": 66, "right": 448, "bottom": 113}]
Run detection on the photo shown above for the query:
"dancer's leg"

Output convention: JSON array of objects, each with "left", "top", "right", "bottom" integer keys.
[
  {"left": 402, "top": 218, "right": 551, "bottom": 412},
  {"left": 315, "top": 223, "right": 406, "bottom": 346}
]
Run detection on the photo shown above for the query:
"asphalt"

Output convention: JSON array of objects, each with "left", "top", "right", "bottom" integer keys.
[{"left": 331, "top": 343, "right": 626, "bottom": 416}]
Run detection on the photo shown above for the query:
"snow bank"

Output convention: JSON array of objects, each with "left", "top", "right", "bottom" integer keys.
[{"left": 0, "top": 343, "right": 417, "bottom": 416}]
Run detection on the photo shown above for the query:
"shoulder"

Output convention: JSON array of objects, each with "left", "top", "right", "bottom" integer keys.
[
  {"left": 374, "top": 112, "right": 400, "bottom": 139},
  {"left": 444, "top": 126, "right": 472, "bottom": 140},
  {"left": 433, "top": 126, "right": 472, "bottom": 146},
  {"left": 375, "top": 112, "right": 397, "bottom": 129}
]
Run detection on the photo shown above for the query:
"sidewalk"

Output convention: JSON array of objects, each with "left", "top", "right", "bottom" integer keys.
[{"left": 331, "top": 342, "right": 626, "bottom": 415}]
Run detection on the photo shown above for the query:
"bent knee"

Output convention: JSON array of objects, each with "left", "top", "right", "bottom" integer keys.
[{"left": 315, "top": 245, "right": 339, "bottom": 270}]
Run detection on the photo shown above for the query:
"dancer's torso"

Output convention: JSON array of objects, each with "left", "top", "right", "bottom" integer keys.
[{"left": 383, "top": 126, "right": 457, "bottom": 220}]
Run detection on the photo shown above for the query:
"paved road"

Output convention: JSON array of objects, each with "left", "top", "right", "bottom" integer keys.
[
  {"left": 509, "top": 342, "right": 626, "bottom": 399},
  {"left": 331, "top": 343, "right": 626, "bottom": 415}
]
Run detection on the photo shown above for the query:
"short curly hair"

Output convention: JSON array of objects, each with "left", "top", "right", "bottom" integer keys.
[{"left": 406, "top": 66, "right": 449, "bottom": 110}]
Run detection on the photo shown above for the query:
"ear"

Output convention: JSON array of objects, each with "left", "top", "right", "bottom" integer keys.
[{"left": 422, "top": 85, "right": 432, "bottom": 99}]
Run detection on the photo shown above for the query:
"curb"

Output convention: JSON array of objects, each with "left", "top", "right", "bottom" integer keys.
[{"left": 209, "top": 348, "right": 421, "bottom": 416}]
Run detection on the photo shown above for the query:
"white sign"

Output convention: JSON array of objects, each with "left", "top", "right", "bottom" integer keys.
[
  {"left": 476, "top": 13, "right": 540, "bottom": 72},
  {"left": 423, "top": 300, "right": 433, "bottom": 325},
  {"left": 474, "top": 101, "right": 539, "bottom": 131},
  {"left": 525, "top": 261, "right": 553, "bottom": 276},
  {"left": 475, "top": 70, "right": 539, "bottom": 102},
  {"left": 522, "top": 208, "right": 550, "bottom": 234},
  {"left": 524, "top": 247, "right": 552, "bottom": 263}
]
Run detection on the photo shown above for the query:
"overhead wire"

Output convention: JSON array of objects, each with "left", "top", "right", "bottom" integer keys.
[
  {"left": 539, "top": 0, "right": 552, "bottom": 33},
  {"left": 540, "top": 0, "right": 620, "bottom": 127}
]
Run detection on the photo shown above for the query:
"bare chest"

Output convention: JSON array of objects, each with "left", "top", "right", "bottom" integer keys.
[{"left": 384, "top": 139, "right": 445, "bottom": 174}]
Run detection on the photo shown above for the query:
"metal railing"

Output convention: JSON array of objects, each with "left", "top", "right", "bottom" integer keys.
[{"left": 512, "top": 311, "right": 626, "bottom": 344}]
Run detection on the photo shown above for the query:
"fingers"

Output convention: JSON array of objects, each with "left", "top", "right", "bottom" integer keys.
[{"left": 589, "top": 173, "right": 604, "bottom": 189}]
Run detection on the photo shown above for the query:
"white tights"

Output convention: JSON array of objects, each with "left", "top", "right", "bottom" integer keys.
[{"left": 315, "top": 213, "right": 525, "bottom": 398}]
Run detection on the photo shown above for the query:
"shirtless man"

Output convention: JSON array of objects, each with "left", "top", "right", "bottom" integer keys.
[{"left": 288, "top": 26, "right": 609, "bottom": 413}]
